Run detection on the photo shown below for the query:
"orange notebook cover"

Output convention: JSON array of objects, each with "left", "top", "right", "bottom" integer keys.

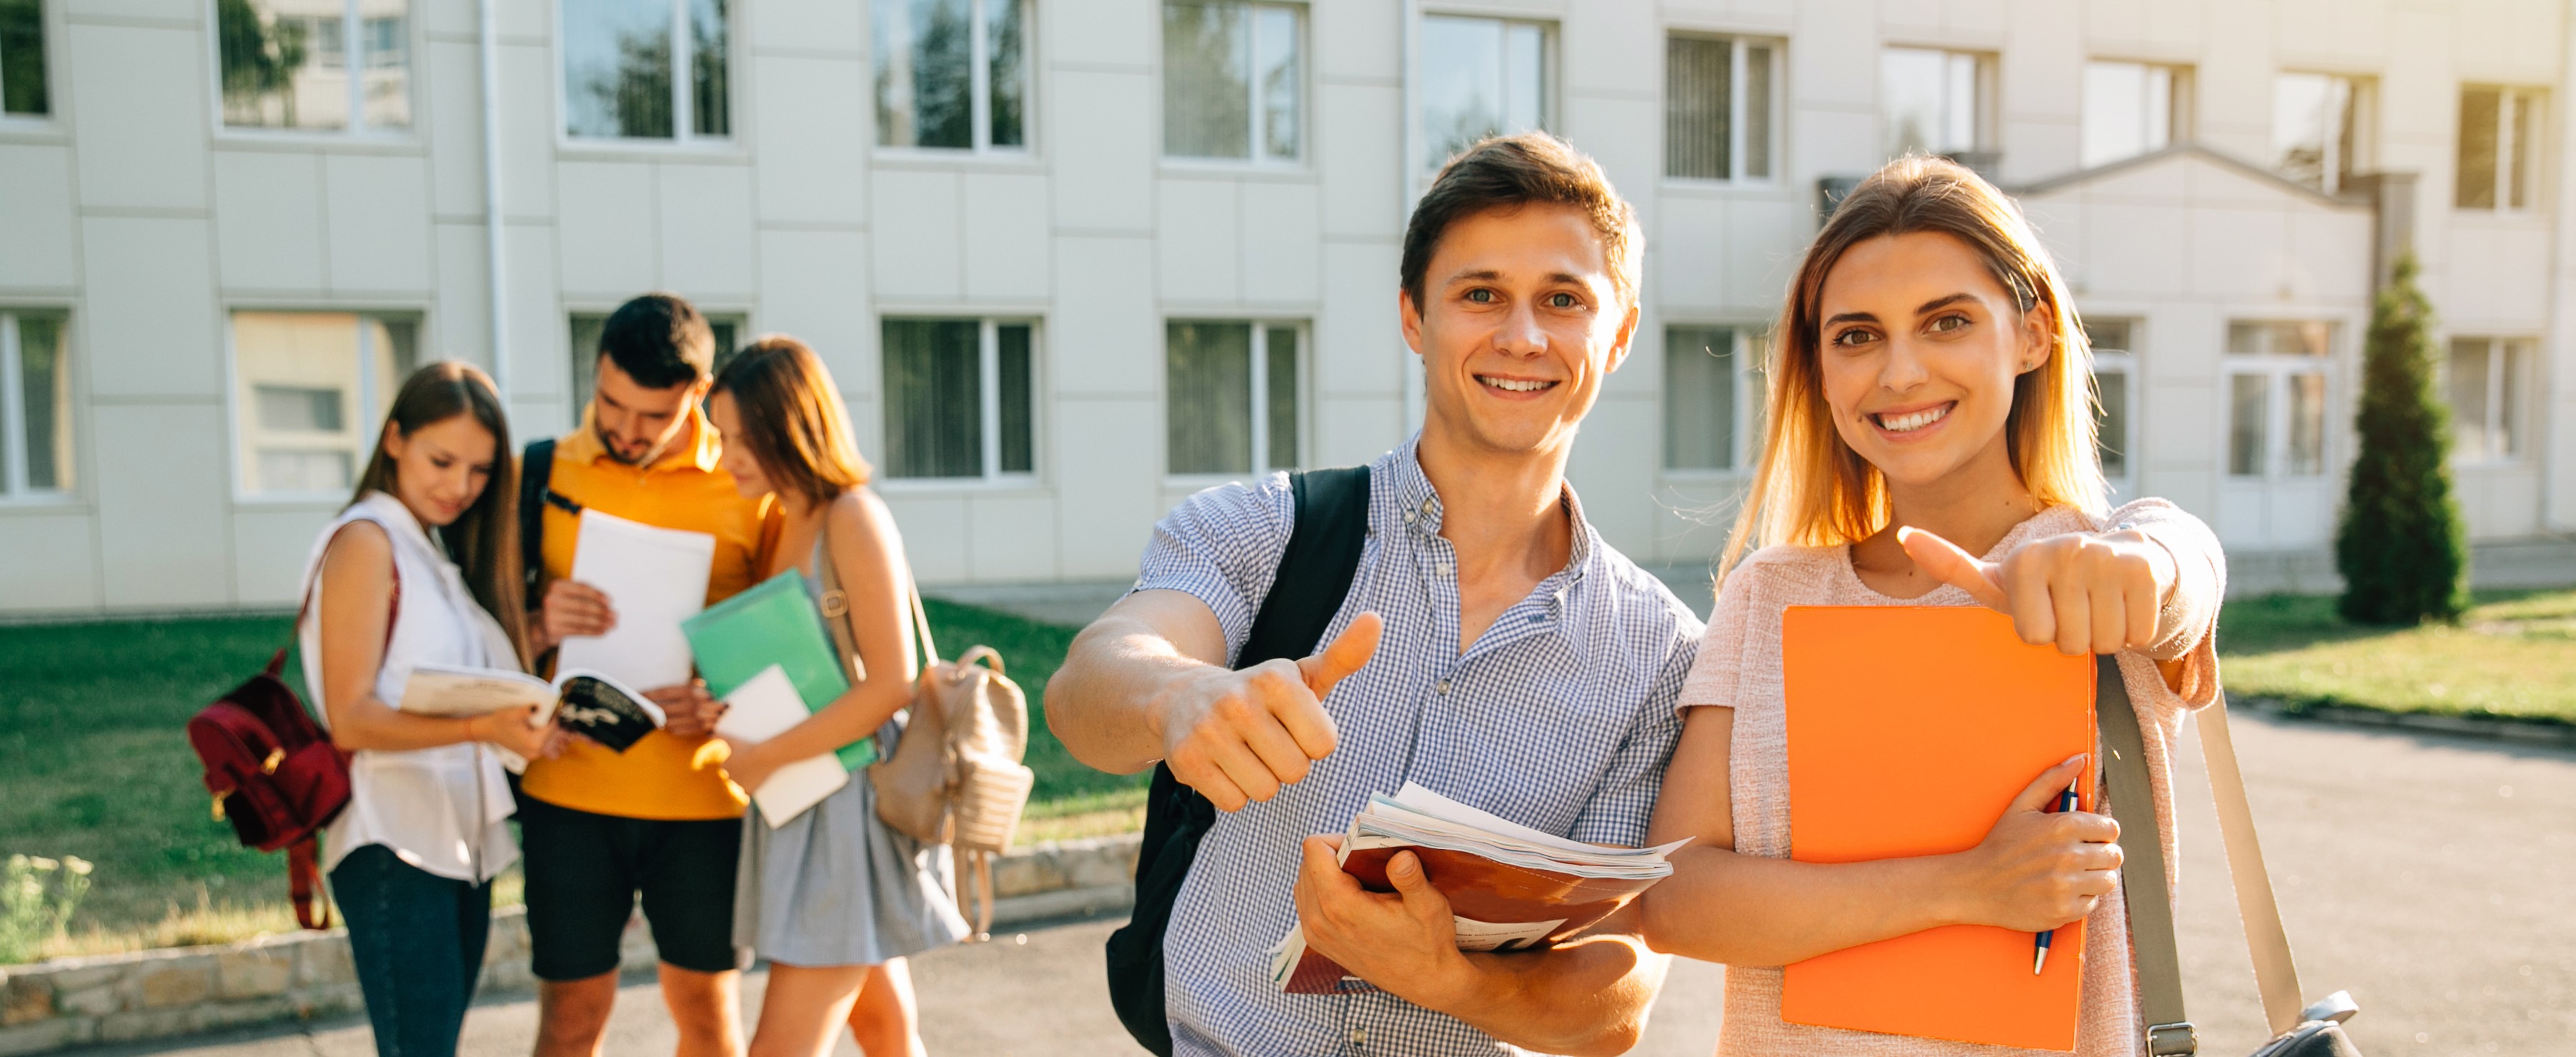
[
  {"left": 1781, "top": 606, "right": 2097, "bottom": 1051},
  {"left": 1273, "top": 846, "right": 1654, "bottom": 993}
]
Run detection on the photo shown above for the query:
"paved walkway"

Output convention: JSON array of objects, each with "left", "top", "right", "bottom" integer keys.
[{"left": 96, "top": 712, "right": 2572, "bottom": 1056}]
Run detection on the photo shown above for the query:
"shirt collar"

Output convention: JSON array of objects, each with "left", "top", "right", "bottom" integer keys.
[
  {"left": 1381, "top": 432, "right": 1598, "bottom": 586},
  {"left": 560, "top": 400, "right": 722, "bottom": 475},
  {"left": 354, "top": 490, "right": 439, "bottom": 561}
]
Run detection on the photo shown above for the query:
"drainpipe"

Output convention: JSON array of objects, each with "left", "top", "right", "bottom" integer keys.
[
  {"left": 1399, "top": 0, "right": 1424, "bottom": 431},
  {"left": 2547, "top": 4, "right": 2576, "bottom": 532},
  {"left": 479, "top": 0, "right": 510, "bottom": 397}
]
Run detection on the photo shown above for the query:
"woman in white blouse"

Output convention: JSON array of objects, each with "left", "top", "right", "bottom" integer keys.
[{"left": 298, "top": 362, "right": 560, "bottom": 1057}]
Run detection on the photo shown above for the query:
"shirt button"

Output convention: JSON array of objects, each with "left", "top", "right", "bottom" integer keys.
[
  {"left": 1433, "top": 561, "right": 1451, "bottom": 577},
  {"left": 1436, "top": 680, "right": 1451, "bottom": 695},
  {"left": 1350, "top": 1028, "right": 1368, "bottom": 1045},
  {"left": 1401, "top": 510, "right": 1416, "bottom": 525}
]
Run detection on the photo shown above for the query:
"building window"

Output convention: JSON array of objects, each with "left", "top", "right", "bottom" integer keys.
[
  {"left": 1163, "top": 1, "right": 1300, "bottom": 163},
  {"left": 2224, "top": 321, "right": 2334, "bottom": 478},
  {"left": 566, "top": 312, "right": 743, "bottom": 419},
  {"left": 1665, "top": 36, "right": 1775, "bottom": 182},
  {"left": 872, "top": 0, "right": 1027, "bottom": 152},
  {"left": 1420, "top": 15, "right": 1551, "bottom": 172},
  {"left": 2082, "top": 61, "right": 2186, "bottom": 168},
  {"left": 1165, "top": 321, "right": 1300, "bottom": 476},
  {"left": 2457, "top": 86, "right": 2542, "bottom": 212},
  {"left": 1, "top": 0, "right": 47, "bottom": 116},
  {"left": 2274, "top": 72, "right": 2367, "bottom": 194},
  {"left": 217, "top": 0, "right": 411, "bottom": 131},
  {"left": 2085, "top": 319, "right": 2138, "bottom": 480},
  {"left": 562, "top": 0, "right": 729, "bottom": 142},
  {"left": 882, "top": 318, "right": 1035, "bottom": 481},
  {"left": 1664, "top": 325, "right": 1764, "bottom": 472},
  {"left": 230, "top": 312, "right": 419, "bottom": 496},
  {"left": 2447, "top": 337, "right": 2532, "bottom": 462},
  {"left": 1881, "top": 46, "right": 1992, "bottom": 160},
  {"left": 0, "top": 311, "right": 70, "bottom": 497}
]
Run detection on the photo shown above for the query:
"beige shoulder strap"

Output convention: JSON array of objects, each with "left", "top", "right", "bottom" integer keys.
[
  {"left": 2197, "top": 693, "right": 2308, "bottom": 1036},
  {"left": 812, "top": 523, "right": 942, "bottom": 678}
]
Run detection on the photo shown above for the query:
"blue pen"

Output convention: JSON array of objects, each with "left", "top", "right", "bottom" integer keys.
[{"left": 2032, "top": 779, "right": 2082, "bottom": 974}]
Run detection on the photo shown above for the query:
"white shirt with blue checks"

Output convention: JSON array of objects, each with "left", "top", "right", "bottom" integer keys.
[{"left": 1133, "top": 437, "right": 1706, "bottom": 1057}]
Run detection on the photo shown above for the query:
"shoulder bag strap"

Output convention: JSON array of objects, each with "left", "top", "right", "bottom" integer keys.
[
  {"left": 1238, "top": 466, "right": 1373, "bottom": 665},
  {"left": 519, "top": 439, "right": 557, "bottom": 601},
  {"left": 2102, "top": 658, "right": 2309, "bottom": 1056}
]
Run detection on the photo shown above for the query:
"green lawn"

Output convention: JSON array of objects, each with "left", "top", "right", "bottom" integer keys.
[
  {"left": 2217, "top": 587, "right": 2576, "bottom": 723},
  {"left": 0, "top": 599, "right": 1140, "bottom": 961}
]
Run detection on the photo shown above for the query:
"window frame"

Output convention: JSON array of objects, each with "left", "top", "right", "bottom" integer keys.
[
  {"left": 0, "top": 309, "right": 73, "bottom": 503},
  {"left": 222, "top": 307, "right": 429, "bottom": 504},
  {"left": 0, "top": 0, "right": 56, "bottom": 125},
  {"left": 2446, "top": 335, "right": 2535, "bottom": 465},
  {"left": 2273, "top": 70, "right": 2374, "bottom": 196},
  {"left": 2222, "top": 319, "right": 2339, "bottom": 480},
  {"left": 1659, "top": 323, "right": 1765, "bottom": 476},
  {"left": 2084, "top": 317, "right": 2142, "bottom": 487},
  {"left": 1416, "top": 11, "right": 1558, "bottom": 174},
  {"left": 1161, "top": 318, "right": 1306, "bottom": 482},
  {"left": 2455, "top": 85, "right": 2544, "bottom": 214},
  {"left": 1661, "top": 32, "right": 1783, "bottom": 186},
  {"left": 2080, "top": 59, "right": 2191, "bottom": 169},
  {"left": 207, "top": 0, "right": 419, "bottom": 140},
  {"left": 1879, "top": 44, "right": 1998, "bottom": 161},
  {"left": 870, "top": 0, "right": 1036, "bottom": 159},
  {"left": 876, "top": 315, "right": 1043, "bottom": 487},
  {"left": 555, "top": 0, "right": 735, "bottom": 150},
  {"left": 1158, "top": 0, "right": 1307, "bottom": 168}
]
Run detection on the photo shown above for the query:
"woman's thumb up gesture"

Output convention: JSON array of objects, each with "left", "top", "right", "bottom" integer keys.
[
  {"left": 1163, "top": 612, "right": 1384, "bottom": 812},
  {"left": 1896, "top": 525, "right": 2177, "bottom": 655}
]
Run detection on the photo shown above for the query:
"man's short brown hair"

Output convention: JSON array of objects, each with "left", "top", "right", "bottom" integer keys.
[{"left": 1400, "top": 132, "right": 1641, "bottom": 310}]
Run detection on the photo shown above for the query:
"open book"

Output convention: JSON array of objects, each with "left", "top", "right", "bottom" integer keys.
[
  {"left": 1266, "top": 783, "right": 1687, "bottom": 993},
  {"left": 400, "top": 663, "right": 667, "bottom": 763}
]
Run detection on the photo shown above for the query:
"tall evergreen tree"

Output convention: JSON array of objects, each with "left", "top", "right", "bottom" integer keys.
[{"left": 2334, "top": 253, "right": 2470, "bottom": 624}]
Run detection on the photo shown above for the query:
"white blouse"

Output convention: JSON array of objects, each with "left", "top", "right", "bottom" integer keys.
[{"left": 296, "top": 491, "right": 520, "bottom": 883}]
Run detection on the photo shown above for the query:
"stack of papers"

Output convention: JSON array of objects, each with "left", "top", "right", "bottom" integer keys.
[
  {"left": 1268, "top": 783, "right": 1686, "bottom": 993},
  {"left": 715, "top": 665, "right": 850, "bottom": 828}
]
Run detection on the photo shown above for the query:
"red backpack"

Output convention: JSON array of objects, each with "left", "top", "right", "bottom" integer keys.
[{"left": 186, "top": 534, "right": 397, "bottom": 930}]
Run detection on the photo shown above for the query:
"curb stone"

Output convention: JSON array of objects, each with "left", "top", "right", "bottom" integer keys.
[
  {"left": 2237, "top": 695, "right": 2576, "bottom": 749},
  {"left": 0, "top": 834, "right": 1140, "bottom": 1056}
]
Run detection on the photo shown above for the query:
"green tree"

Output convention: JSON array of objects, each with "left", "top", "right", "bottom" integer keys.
[
  {"left": 2334, "top": 253, "right": 2470, "bottom": 624},
  {"left": 215, "top": 0, "right": 306, "bottom": 120}
]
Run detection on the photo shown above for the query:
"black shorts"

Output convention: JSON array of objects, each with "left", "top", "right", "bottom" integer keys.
[{"left": 517, "top": 795, "right": 751, "bottom": 981}]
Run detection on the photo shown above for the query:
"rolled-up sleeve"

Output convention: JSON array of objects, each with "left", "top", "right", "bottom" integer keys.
[
  {"left": 1129, "top": 472, "right": 1299, "bottom": 667},
  {"left": 2108, "top": 498, "right": 2227, "bottom": 708}
]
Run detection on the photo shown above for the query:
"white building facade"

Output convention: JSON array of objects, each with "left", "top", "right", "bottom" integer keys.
[{"left": 0, "top": 0, "right": 2570, "bottom": 615}]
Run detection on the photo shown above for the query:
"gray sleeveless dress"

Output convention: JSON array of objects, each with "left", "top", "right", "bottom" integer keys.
[{"left": 730, "top": 547, "right": 970, "bottom": 966}]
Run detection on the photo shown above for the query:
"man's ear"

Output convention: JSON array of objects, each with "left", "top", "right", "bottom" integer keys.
[
  {"left": 1396, "top": 287, "right": 1425, "bottom": 357},
  {"left": 1604, "top": 299, "right": 1642, "bottom": 373}
]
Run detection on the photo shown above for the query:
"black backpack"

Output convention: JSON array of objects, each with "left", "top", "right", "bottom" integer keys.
[{"left": 1103, "top": 467, "right": 1373, "bottom": 1056}]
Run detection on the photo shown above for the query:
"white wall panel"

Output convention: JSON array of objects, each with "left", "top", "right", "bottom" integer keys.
[
  {"left": 326, "top": 155, "right": 436, "bottom": 294},
  {"left": 963, "top": 172, "right": 1053, "bottom": 301},
  {"left": 1050, "top": 396, "right": 1164, "bottom": 578},
  {"left": 0, "top": 146, "right": 77, "bottom": 289},
  {"left": 658, "top": 164, "right": 758, "bottom": 298},
  {"left": 555, "top": 162, "right": 656, "bottom": 297},
  {"left": 1312, "top": 241, "right": 1401, "bottom": 396},
  {"left": 1050, "top": 72, "right": 1155, "bottom": 232},
  {"left": 0, "top": 514, "right": 100, "bottom": 610},
  {"left": 432, "top": 222, "right": 492, "bottom": 368},
  {"left": 882, "top": 493, "right": 970, "bottom": 582},
  {"left": 94, "top": 403, "right": 230, "bottom": 607},
  {"left": 427, "top": 40, "right": 488, "bottom": 217},
  {"left": 751, "top": 56, "right": 871, "bottom": 225},
  {"left": 870, "top": 169, "right": 963, "bottom": 299},
  {"left": 1157, "top": 179, "right": 1238, "bottom": 303},
  {"left": 67, "top": 25, "right": 207, "bottom": 211},
  {"left": 755, "top": 229, "right": 873, "bottom": 388},
  {"left": 1316, "top": 82, "right": 1401, "bottom": 238},
  {"left": 231, "top": 507, "right": 334, "bottom": 605},
  {"left": 214, "top": 152, "right": 325, "bottom": 292},
  {"left": 1051, "top": 237, "right": 1158, "bottom": 394},
  {"left": 1238, "top": 182, "right": 1320, "bottom": 307},
  {"left": 81, "top": 217, "right": 219, "bottom": 400},
  {"left": 970, "top": 492, "right": 1060, "bottom": 580}
]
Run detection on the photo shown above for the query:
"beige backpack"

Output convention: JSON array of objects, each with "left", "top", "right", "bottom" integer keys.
[{"left": 816, "top": 547, "right": 1035, "bottom": 938}]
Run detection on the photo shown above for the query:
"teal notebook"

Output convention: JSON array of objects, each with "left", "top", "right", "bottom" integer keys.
[{"left": 682, "top": 570, "right": 872, "bottom": 770}]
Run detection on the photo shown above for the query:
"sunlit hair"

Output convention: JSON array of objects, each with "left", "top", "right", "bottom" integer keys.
[
  {"left": 709, "top": 335, "right": 872, "bottom": 507},
  {"left": 1402, "top": 131, "right": 1642, "bottom": 309},
  {"left": 351, "top": 361, "right": 529, "bottom": 668},
  {"left": 1719, "top": 155, "right": 2104, "bottom": 582}
]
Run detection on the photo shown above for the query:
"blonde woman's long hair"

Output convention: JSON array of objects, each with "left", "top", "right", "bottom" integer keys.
[{"left": 1719, "top": 156, "right": 2105, "bottom": 583}]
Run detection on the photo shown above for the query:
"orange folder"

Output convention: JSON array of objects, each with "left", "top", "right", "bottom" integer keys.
[{"left": 1781, "top": 606, "right": 2097, "bottom": 1052}]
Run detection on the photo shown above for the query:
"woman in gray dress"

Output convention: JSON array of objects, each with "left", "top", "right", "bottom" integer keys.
[{"left": 704, "top": 337, "right": 970, "bottom": 1057}]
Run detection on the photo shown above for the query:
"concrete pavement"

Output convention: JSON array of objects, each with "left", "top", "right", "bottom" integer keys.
[{"left": 89, "top": 710, "right": 2573, "bottom": 1056}]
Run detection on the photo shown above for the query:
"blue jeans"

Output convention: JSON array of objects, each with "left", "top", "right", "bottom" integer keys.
[{"left": 332, "top": 843, "right": 492, "bottom": 1057}]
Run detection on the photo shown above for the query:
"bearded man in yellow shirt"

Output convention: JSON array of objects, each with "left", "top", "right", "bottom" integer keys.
[{"left": 517, "top": 294, "right": 780, "bottom": 1057}]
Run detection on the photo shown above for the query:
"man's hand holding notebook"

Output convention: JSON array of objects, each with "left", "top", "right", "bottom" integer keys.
[{"left": 1268, "top": 783, "right": 1686, "bottom": 993}]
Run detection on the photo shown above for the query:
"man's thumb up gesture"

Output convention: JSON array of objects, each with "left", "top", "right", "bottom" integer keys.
[
  {"left": 1896, "top": 525, "right": 2177, "bottom": 656},
  {"left": 1163, "top": 612, "right": 1383, "bottom": 811}
]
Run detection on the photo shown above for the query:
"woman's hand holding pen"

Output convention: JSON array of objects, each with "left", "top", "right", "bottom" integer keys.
[
  {"left": 1946, "top": 755, "right": 2122, "bottom": 933},
  {"left": 1897, "top": 526, "right": 2179, "bottom": 655}
]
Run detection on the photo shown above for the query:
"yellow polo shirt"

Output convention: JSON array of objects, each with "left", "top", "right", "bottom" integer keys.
[{"left": 518, "top": 406, "right": 780, "bottom": 820}]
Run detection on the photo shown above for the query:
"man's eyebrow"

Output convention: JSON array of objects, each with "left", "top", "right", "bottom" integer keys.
[{"left": 1443, "top": 269, "right": 1504, "bottom": 284}]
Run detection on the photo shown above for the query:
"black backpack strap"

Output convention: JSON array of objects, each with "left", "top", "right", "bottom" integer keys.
[
  {"left": 519, "top": 438, "right": 556, "bottom": 601},
  {"left": 1105, "top": 466, "right": 1374, "bottom": 1056}
]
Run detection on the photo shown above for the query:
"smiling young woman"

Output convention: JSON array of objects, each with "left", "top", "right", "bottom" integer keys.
[{"left": 1638, "top": 157, "right": 2231, "bottom": 1057}]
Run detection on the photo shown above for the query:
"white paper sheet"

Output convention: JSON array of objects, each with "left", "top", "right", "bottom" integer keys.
[
  {"left": 717, "top": 665, "right": 848, "bottom": 828},
  {"left": 557, "top": 509, "right": 715, "bottom": 692}
]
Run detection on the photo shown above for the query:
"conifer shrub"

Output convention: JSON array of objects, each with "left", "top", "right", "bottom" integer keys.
[{"left": 2334, "top": 253, "right": 2470, "bottom": 624}]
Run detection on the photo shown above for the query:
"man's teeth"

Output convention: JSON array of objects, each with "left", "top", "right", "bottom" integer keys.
[
  {"left": 1481, "top": 376, "right": 1555, "bottom": 392},
  {"left": 1877, "top": 405, "right": 1951, "bottom": 432}
]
